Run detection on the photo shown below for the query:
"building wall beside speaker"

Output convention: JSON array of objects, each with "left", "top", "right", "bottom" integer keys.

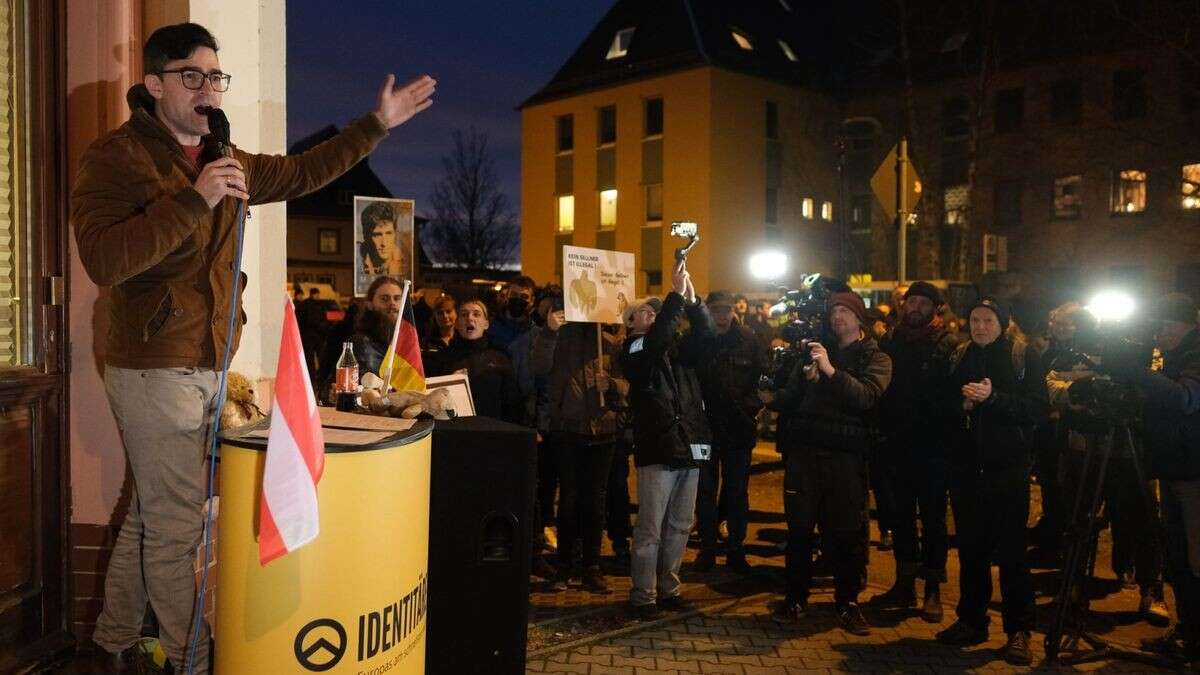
[{"left": 427, "top": 416, "right": 537, "bottom": 674}]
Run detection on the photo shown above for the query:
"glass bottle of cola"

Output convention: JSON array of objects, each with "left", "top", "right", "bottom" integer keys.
[{"left": 335, "top": 341, "right": 359, "bottom": 412}]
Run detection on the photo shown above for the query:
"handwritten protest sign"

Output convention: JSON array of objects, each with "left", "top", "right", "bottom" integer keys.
[{"left": 563, "top": 245, "right": 635, "bottom": 324}]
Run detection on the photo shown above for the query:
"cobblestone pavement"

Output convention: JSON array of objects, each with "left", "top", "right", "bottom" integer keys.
[{"left": 526, "top": 444, "right": 1182, "bottom": 673}]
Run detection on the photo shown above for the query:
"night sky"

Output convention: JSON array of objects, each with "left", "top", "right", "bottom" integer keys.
[{"left": 286, "top": 0, "right": 613, "bottom": 225}]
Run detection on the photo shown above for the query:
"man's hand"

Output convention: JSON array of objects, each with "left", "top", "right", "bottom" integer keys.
[
  {"left": 671, "top": 259, "right": 689, "bottom": 296},
  {"left": 961, "top": 378, "right": 993, "bottom": 403},
  {"left": 374, "top": 74, "right": 436, "bottom": 129},
  {"left": 808, "top": 342, "right": 834, "bottom": 377},
  {"left": 195, "top": 157, "right": 249, "bottom": 207},
  {"left": 546, "top": 310, "right": 566, "bottom": 332},
  {"left": 803, "top": 363, "right": 820, "bottom": 382}
]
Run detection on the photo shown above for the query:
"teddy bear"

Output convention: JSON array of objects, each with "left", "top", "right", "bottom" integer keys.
[
  {"left": 220, "top": 371, "right": 266, "bottom": 431},
  {"left": 359, "top": 374, "right": 456, "bottom": 420}
]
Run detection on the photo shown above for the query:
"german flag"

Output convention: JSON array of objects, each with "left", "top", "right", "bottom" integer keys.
[{"left": 378, "top": 299, "right": 425, "bottom": 392}]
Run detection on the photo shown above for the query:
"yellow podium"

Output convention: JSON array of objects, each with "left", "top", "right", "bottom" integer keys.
[{"left": 215, "top": 419, "right": 433, "bottom": 674}]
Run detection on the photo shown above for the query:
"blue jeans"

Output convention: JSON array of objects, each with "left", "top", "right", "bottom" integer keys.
[{"left": 630, "top": 465, "right": 699, "bottom": 606}]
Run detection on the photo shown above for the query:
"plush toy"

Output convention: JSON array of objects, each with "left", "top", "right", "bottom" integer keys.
[
  {"left": 361, "top": 386, "right": 456, "bottom": 420},
  {"left": 220, "top": 371, "right": 266, "bottom": 430}
]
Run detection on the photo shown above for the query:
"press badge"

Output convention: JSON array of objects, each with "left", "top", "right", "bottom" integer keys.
[{"left": 691, "top": 443, "right": 711, "bottom": 460}]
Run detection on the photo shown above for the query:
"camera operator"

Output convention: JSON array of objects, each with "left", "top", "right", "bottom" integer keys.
[
  {"left": 871, "top": 281, "right": 958, "bottom": 622},
  {"left": 1112, "top": 293, "right": 1200, "bottom": 662},
  {"left": 621, "top": 261, "right": 714, "bottom": 619},
  {"left": 759, "top": 292, "right": 892, "bottom": 635},
  {"left": 934, "top": 298, "right": 1047, "bottom": 666}
]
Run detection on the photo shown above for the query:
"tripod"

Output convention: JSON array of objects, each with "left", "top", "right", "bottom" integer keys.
[{"left": 1043, "top": 419, "right": 1175, "bottom": 668}]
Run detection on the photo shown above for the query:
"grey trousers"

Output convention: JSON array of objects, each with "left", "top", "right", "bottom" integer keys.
[
  {"left": 630, "top": 464, "right": 699, "bottom": 606},
  {"left": 93, "top": 366, "right": 220, "bottom": 674}
]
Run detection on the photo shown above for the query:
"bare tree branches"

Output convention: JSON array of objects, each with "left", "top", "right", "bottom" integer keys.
[{"left": 427, "top": 127, "right": 519, "bottom": 270}]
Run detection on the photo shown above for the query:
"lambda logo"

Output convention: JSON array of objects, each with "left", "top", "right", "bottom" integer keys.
[{"left": 293, "top": 617, "right": 348, "bottom": 672}]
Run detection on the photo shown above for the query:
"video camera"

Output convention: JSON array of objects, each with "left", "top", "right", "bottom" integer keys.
[{"left": 759, "top": 273, "right": 851, "bottom": 388}]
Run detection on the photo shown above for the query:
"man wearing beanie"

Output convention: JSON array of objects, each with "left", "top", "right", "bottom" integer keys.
[
  {"left": 935, "top": 297, "right": 1047, "bottom": 665},
  {"left": 760, "top": 290, "right": 892, "bottom": 634},
  {"left": 692, "top": 291, "right": 767, "bottom": 574},
  {"left": 1122, "top": 292, "right": 1200, "bottom": 663},
  {"left": 871, "top": 281, "right": 958, "bottom": 622}
]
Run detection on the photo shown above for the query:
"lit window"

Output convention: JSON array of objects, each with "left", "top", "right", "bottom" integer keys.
[
  {"left": 731, "top": 28, "right": 753, "bottom": 51},
  {"left": 645, "top": 184, "right": 663, "bottom": 224},
  {"left": 1111, "top": 169, "right": 1146, "bottom": 214},
  {"left": 606, "top": 27, "right": 635, "bottom": 60},
  {"left": 557, "top": 195, "right": 575, "bottom": 233},
  {"left": 1054, "top": 175, "right": 1082, "bottom": 218},
  {"left": 600, "top": 189, "right": 618, "bottom": 229},
  {"left": 802, "top": 198, "right": 814, "bottom": 219},
  {"left": 944, "top": 184, "right": 969, "bottom": 225},
  {"left": 821, "top": 201, "right": 833, "bottom": 221},
  {"left": 1183, "top": 164, "right": 1200, "bottom": 209},
  {"left": 778, "top": 39, "right": 798, "bottom": 62}
]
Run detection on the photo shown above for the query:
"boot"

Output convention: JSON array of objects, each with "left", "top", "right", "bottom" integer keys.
[
  {"left": 870, "top": 573, "right": 916, "bottom": 608},
  {"left": 921, "top": 581, "right": 944, "bottom": 623}
]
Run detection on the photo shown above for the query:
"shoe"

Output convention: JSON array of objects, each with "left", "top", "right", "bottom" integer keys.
[
  {"left": 836, "top": 602, "right": 871, "bottom": 636},
  {"left": 878, "top": 529, "right": 894, "bottom": 551},
  {"left": 726, "top": 552, "right": 752, "bottom": 575},
  {"left": 771, "top": 598, "right": 808, "bottom": 624},
  {"left": 1141, "top": 625, "right": 1187, "bottom": 659},
  {"left": 659, "top": 594, "right": 696, "bottom": 612},
  {"left": 718, "top": 520, "right": 730, "bottom": 541},
  {"left": 693, "top": 549, "right": 717, "bottom": 573},
  {"left": 1003, "top": 631, "right": 1033, "bottom": 666},
  {"left": 79, "top": 641, "right": 148, "bottom": 674},
  {"left": 936, "top": 620, "right": 989, "bottom": 646},
  {"left": 921, "top": 583, "right": 944, "bottom": 623},
  {"left": 870, "top": 575, "right": 916, "bottom": 608},
  {"left": 1119, "top": 569, "right": 1137, "bottom": 590},
  {"left": 530, "top": 555, "right": 557, "bottom": 581},
  {"left": 581, "top": 568, "right": 610, "bottom": 594},
  {"left": 629, "top": 602, "right": 662, "bottom": 620},
  {"left": 543, "top": 527, "right": 558, "bottom": 553},
  {"left": 1140, "top": 592, "right": 1171, "bottom": 627}
]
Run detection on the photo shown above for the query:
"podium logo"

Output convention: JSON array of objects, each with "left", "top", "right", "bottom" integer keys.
[{"left": 294, "top": 617, "right": 348, "bottom": 672}]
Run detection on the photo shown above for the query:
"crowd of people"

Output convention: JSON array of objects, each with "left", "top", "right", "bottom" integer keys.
[{"left": 299, "top": 264, "right": 1200, "bottom": 668}]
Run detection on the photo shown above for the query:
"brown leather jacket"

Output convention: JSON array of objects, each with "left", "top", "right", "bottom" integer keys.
[{"left": 71, "top": 85, "right": 387, "bottom": 369}]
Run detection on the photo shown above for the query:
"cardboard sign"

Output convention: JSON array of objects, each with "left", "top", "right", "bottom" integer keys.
[{"left": 562, "top": 245, "right": 635, "bottom": 324}]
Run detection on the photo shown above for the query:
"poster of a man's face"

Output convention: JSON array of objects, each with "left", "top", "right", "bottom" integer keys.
[{"left": 354, "top": 196, "right": 414, "bottom": 297}]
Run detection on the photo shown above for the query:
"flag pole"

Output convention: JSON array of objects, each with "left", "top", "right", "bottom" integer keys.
[{"left": 381, "top": 279, "right": 412, "bottom": 393}]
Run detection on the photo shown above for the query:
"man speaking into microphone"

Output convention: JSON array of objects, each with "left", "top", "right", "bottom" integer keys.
[{"left": 69, "top": 22, "right": 435, "bottom": 673}]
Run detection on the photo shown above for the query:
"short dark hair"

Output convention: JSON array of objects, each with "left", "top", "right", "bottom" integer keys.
[
  {"left": 508, "top": 275, "right": 536, "bottom": 290},
  {"left": 144, "top": 23, "right": 219, "bottom": 75}
]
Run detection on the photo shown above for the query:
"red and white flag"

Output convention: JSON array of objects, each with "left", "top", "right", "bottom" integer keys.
[{"left": 259, "top": 297, "right": 325, "bottom": 565}]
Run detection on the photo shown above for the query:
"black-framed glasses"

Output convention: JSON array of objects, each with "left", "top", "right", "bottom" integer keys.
[{"left": 157, "top": 68, "right": 232, "bottom": 92}]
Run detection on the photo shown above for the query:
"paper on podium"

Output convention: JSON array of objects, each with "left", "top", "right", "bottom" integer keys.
[
  {"left": 244, "top": 426, "right": 397, "bottom": 445},
  {"left": 317, "top": 407, "right": 418, "bottom": 431}
]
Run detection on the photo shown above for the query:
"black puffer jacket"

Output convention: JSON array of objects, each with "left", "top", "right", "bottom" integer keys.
[
  {"left": 939, "top": 336, "right": 1048, "bottom": 472},
  {"left": 1130, "top": 328, "right": 1200, "bottom": 480},
  {"left": 769, "top": 334, "right": 892, "bottom": 456},
  {"left": 879, "top": 319, "right": 958, "bottom": 448},
  {"left": 620, "top": 292, "right": 714, "bottom": 468},
  {"left": 427, "top": 335, "right": 523, "bottom": 424},
  {"left": 695, "top": 325, "right": 767, "bottom": 449}
]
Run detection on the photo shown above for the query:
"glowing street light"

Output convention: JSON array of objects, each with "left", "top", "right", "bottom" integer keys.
[
  {"left": 1086, "top": 289, "right": 1136, "bottom": 324},
  {"left": 749, "top": 250, "right": 788, "bottom": 281}
]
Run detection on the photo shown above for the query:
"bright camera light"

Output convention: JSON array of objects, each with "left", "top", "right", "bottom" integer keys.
[
  {"left": 749, "top": 250, "right": 788, "bottom": 281},
  {"left": 1086, "top": 289, "right": 1136, "bottom": 323}
]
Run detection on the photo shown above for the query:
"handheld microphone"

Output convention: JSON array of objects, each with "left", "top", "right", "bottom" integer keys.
[{"left": 202, "top": 106, "right": 232, "bottom": 158}]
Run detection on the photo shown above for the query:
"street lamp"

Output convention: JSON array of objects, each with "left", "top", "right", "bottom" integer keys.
[
  {"left": 1086, "top": 289, "right": 1136, "bottom": 324},
  {"left": 749, "top": 250, "right": 788, "bottom": 282}
]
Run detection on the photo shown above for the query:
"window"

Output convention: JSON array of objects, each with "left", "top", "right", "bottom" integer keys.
[
  {"left": 821, "top": 201, "right": 833, "bottom": 221},
  {"left": 1113, "top": 70, "right": 1147, "bottom": 121},
  {"left": 765, "top": 101, "right": 779, "bottom": 139},
  {"left": 851, "top": 195, "right": 871, "bottom": 227},
  {"left": 802, "top": 197, "right": 814, "bottom": 219},
  {"left": 597, "top": 105, "right": 616, "bottom": 146},
  {"left": 646, "top": 270, "right": 662, "bottom": 289},
  {"left": 730, "top": 28, "right": 753, "bottom": 51},
  {"left": 557, "top": 195, "right": 575, "bottom": 233},
  {"left": 1183, "top": 164, "right": 1200, "bottom": 209},
  {"left": 1111, "top": 169, "right": 1147, "bottom": 214},
  {"left": 599, "top": 189, "right": 617, "bottom": 229},
  {"left": 994, "top": 87, "right": 1024, "bottom": 134},
  {"left": 993, "top": 179, "right": 1023, "bottom": 227},
  {"left": 556, "top": 115, "right": 574, "bottom": 153},
  {"left": 765, "top": 188, "right": 778, "bottom": 224},
  {"left": 644, "top": 98, "right": 663, "bottom": 137},
  {"left": 1051, "top": 79, "right": 1082, "bottom": 125},
  {"left": 606, "top": 27, "right": 635, "bottom": 60},
  {"left": 778, "top": 39, "right": 798, "bottom": 62},
  {"left": 1053, "top": 175, "right": 1082, "bottom": 218},
  {"left": 944, "top": 184, "right": 970, "bottom": 226},
  {"left": 318, "top": 228, "right": 340, "bottom": 254},
  {"left": 645, "top": 184, "right": 663, "bottom": 224}
]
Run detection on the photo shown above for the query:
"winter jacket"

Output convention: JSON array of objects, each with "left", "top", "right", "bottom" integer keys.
[
  {"left": 532, "top": 322, "right": 627, "bottom": 438},
  {"left": 71, "top": 85, "right": 387, "bottom": 369},
  {"left": 621, "top": 292, "right": 714, "bottom": 468},
  {"left": 1130, "top": 328, "right": 1200, "bottom": 480},
  {"left": 939, "top": 336, "right": 1048, "bottom": 472},
  {"left": 769, "top": 333, "right": 892, "bottom": 457},
  {"left": 427, "top": 335, "right": 523, "bottom": 423},
  {"left": 879, "top": 318, "right": 958, "bottom": 449},
  {"left": 695, "top": 325, "right": 767, "bottom": 449}
]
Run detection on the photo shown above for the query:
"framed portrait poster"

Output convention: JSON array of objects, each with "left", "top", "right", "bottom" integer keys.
[{"left": 353, "top": 196, "right": 414, "bottom": 297}]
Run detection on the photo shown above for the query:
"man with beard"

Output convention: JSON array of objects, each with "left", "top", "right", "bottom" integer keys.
[
  {"left": 871, "top": 281, "right": 957, "bottom": 622},
  {"left": 347, "top": 276, "right": 405, "bottom": 380},
  {"left": 934, "top": 298, "right": 1046, "bottom": 665},
  {"left": 428, "top": 298, "right": 523, "bottom": 423},
  {"left": 760, "top": 292, "right": 892, "bottom": 635}
]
